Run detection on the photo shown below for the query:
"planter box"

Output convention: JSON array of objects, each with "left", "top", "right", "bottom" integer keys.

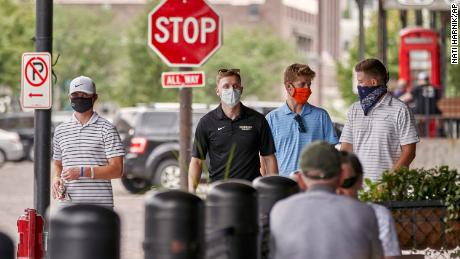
[{"left": 381, "top": 200, "right": 460, "bottom": 250}]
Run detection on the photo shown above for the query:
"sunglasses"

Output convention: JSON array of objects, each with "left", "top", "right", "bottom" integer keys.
[
  {"left": 218, "top": 68, "right": 240, "bottom": 74},
  {"left": 340, "top": 176, "right": 359, "bottom": 189},
  {"left": 294, "top": 114, "right": 306, "bottom": 133}
]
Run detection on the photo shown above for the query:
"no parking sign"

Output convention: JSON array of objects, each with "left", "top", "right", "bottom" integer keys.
[{"left": 20, "top": 52, "right": 52, "bottom": 109}]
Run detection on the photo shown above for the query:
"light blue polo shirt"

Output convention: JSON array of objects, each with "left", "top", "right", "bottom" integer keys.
[{"left": 266, "top": 103, "right": 338, "bottom": 176}]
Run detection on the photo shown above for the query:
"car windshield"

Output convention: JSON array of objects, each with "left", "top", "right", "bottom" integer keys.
[
  {"left": 0, "top": 113, "right": 34, "bottom": 130},
  {"left": 134, "top": 111, "right": 207, "bottom": 136},
  {"left": 136, "top": 112, "right": 177, "bottom": 135}
]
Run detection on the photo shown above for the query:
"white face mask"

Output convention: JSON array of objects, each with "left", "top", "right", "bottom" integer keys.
[{"left": 220, "top": 88, "right": 241, "bottom": 108}]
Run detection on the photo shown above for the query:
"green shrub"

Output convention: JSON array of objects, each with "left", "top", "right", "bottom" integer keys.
[{"left": 359, "top": 166, "right": 460, "bottom": 221}]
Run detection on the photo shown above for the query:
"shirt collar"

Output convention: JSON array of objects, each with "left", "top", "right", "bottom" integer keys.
[
  {"left": 72, "top": 111, "right": 99, "bottom": 127},
  {"left": 374, "top": 93, "right": 392, "bottom": 110},
  {"left": 282, "top": 102, "right": 313, "bottom": 116},
  {"left": 306, "top": 184, "right": 336, "bottom": 194},
  {"left": 215, "top": 103, "right": 247, "bottom": 120}
]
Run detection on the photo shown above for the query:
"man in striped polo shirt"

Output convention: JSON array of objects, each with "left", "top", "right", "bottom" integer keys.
[
  {"left": 340, "top": 59, "right": 419, "bottom": 181},
  {"left": 51, "top": 76, "right": 125, "bottom": 208},
  {"left": 265, "top": 64, "right": 338, "bottom": 176}
]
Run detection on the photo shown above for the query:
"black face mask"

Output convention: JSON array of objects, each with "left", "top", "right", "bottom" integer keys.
[{"left": 71, "top": 97, "right": 93, "bottom": 113}]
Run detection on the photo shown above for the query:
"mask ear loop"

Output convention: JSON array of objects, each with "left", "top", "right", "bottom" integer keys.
[{"left": 289, "top": 84, "right": 296, "bottom": 96}]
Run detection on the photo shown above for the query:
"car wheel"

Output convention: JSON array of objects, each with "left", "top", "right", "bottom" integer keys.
[
  {"left": 0, "top": 150, "right": 6, "bottom": 168},
  {"left": 121, "top": 175, "right": 150, "bottom": 194},
  {"left": 155, "top": 159, "right": 181, "bottom": 189}
]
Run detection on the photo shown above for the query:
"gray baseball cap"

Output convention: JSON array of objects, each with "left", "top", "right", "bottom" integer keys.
[
  {"left": 69, "top": 76, "right": 96, "bottom": 95},
  {"left": 300, "top": 141, "right": 341, "bottom": 179}
]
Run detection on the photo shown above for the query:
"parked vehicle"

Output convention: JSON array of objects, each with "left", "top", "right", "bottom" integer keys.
[
  {"left": 0, "top": 110, "right": 74, "bottom": 161},
  {"left": 113, "top": 105, "right": 210, "bottom": 193},
  {"left": 115, "top": 103, "right": 343, "bottom": 193},
  {"left": 0, "top": 129, "right": 24, "bottom": 167},
  {"left": 0, "top": 112, "right": 34, "bottom": 160}
]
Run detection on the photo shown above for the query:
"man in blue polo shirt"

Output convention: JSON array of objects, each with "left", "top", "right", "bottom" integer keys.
[{"left": 266, "top": 64, "right": 338, "bottom": 176}]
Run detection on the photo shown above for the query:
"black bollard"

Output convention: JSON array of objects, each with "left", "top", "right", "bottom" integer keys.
[
  {"left": 253, "top": 176, "right": 300, "bottom": 259},
  {"left": 0, "top": 232, "right": 14, "bottom": 259},
  {"left": 144, "top": 190, "right": 204, "bottom": 259},
  {"left": 49, "top": 205, "right": 120, "bottom": 259},
  {"left": 206, "top": 180, "right": 258, "bottom": 259}
]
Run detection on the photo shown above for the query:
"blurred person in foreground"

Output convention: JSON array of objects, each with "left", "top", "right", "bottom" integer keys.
[
  {"left": 338, "top": 151, "right": 401, "bottom": 259},
  {"left": 270, "top": 141, "right": 383, "bottom": 259},
  {"left": 51, "top": 76, "right": 125, "bottom": 208},
  {"left": 264, "top": 63, "right": 338, "bottom": 176},
  {"left": 340, "top": 58, "right": 419, "bottom": 181},
  {"left": 188, "top": 69, "right": 278, "bottom": 193}
]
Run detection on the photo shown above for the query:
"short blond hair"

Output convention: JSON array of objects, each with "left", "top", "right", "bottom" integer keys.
[
  {"left": 216, "top": 68, "right": 241, "bottom": 84},
  {"left": 284, "top": 64, "right": 316, "bottom": 83}
]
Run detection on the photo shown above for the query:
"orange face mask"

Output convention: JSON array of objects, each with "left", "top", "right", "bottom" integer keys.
[{"left": 292, "top": 87, "right": 312, "bottom": 105}]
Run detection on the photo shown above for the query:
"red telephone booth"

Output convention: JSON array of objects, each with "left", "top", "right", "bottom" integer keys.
[{"left": 399, "top": 27, "right": 441, "bottom": 90}]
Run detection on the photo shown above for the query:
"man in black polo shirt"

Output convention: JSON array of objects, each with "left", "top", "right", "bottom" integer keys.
[{"left": 188, "top": 69, "right": 278, "bottom": 192}]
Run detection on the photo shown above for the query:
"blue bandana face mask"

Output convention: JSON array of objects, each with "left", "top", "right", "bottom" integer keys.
[{"left": 357, "top": 85, "right": 387, "bottom": 115}]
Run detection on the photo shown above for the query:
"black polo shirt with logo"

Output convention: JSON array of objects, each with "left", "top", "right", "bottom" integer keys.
[{"left": 192, "top": 104, "right": 276, "bottom": 182}]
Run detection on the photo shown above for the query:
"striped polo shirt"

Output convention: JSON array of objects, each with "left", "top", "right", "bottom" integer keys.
[
  {"left": 266, "top": 103, "right": 339, "bottom": 176},
  {"left": 340, "top": 94, "right": 419, "bottom": 181},
  {"left": 53, "top": 112, "right": 125, "bottom": 208}
]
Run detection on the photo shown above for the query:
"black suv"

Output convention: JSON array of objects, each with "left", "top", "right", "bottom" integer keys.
[{"left": 113, "top": 105, "right": 210, "bottom": 193}]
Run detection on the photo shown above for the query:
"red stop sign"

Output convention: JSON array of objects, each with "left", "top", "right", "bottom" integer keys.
[{"left": 148, "top": 0, "right": 222, "bottom": 67}]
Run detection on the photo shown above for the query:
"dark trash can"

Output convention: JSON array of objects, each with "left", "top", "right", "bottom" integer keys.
[
  {"left": 253, "top": 176, "right": 300, "bottom": 259},
  {"left": 144, "top": 190, "right": 204, "bottom": 259},
  {"left": 206, "top": 180, "right": 258, "bottom": 259},
  {"left": 0, "top": 232, "right": 14, "bottom": 259},
  {"left": 49, "top": 204, "right": 120, "bottom": 259}
]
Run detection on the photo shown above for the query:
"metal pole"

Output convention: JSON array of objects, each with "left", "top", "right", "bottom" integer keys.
[
  {"left": 179, "top": 67, "right": 192, "bottom": 190},
  {"left": 378, "top": 0, "right": 387, "bottom": 65},
  {"left": 415, "top": 10, "right": 423, "bottom": 26},
  {"left": 357, "top": 0, "right": 365, "bottom": 61},
  {"left": 430, "top": 11, "right": 437, "bottom": 30},
  {"left": 317, "top": 0, "right": 323, "bottom": 106},
  {"left": 400, "top": 10, "right": 407, "bottom": 29},
  {"left": 34, "top": 0, "right": 52, "bottom": 217}
]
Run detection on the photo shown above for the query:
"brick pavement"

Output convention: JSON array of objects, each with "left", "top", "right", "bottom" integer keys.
[{"left": 0, "top": 161, "right": 145, "bottom": 259}]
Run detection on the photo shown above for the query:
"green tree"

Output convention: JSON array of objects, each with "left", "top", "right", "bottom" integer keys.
[
  {"left": 337, "top": 10, "right": 401, "bottom": 106},
  {"left": 114, "top": 0, "right": 172, "bottom": 106},
  {"left": 198, "top": 27, "right": 300, "bottom": 103},
  {"left": 53, "top": 5, "right": 121, "bottom": 108},
  {"left": 0, "top": 0, "right": 34, "bottom": 94}
]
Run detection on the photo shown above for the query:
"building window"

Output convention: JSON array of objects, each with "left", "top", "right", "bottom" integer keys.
[
  {"left": 248, "top": 4, "right": 259, "bottom": 17},
  {"left": 296, "top": 35, "right": 312, "bottom": 54}
]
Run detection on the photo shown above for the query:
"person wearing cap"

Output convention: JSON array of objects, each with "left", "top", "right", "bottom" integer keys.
[
  {"left": 188, "top": 68, "right": 278, "bottom": 192},
  {"left": 338, "top": 151, "right": 401, "bottom": 259},
  {"left": 51, "top": 76, "right": 125, "bottom": 208},
  {"left": 402, "top": 72, "right": 441, "bottom": 116},
  {"left": 270, "top": 141, "right": 383, "bottom": 259},
  {"left": 264, "top": 63, "right": 338, "bottom": 177},
  {"left": 340, "top": 58, "right": 419, "bottom": 181},
  {"left": 401, "top": 72, "right": 441, "bottom": 137}
]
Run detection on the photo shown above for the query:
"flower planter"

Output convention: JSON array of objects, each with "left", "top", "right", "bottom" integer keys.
[{"left": 381, "top": 200, "right": 460, "bottom": 250}]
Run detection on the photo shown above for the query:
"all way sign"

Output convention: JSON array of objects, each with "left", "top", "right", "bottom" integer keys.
[
  {"left": 162, "top": 71, "right": 205, "bottom": 88},
  {"left": 20, "top": 52, "right": 52, "bottom": 109}
]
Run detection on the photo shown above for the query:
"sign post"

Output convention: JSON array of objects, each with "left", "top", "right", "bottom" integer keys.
[
  {"left": 33, "top": 0, "right": 53, "bottom": 219},
  {"left": 148, "top": 0, "right": 222, "bottom": 190}
]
